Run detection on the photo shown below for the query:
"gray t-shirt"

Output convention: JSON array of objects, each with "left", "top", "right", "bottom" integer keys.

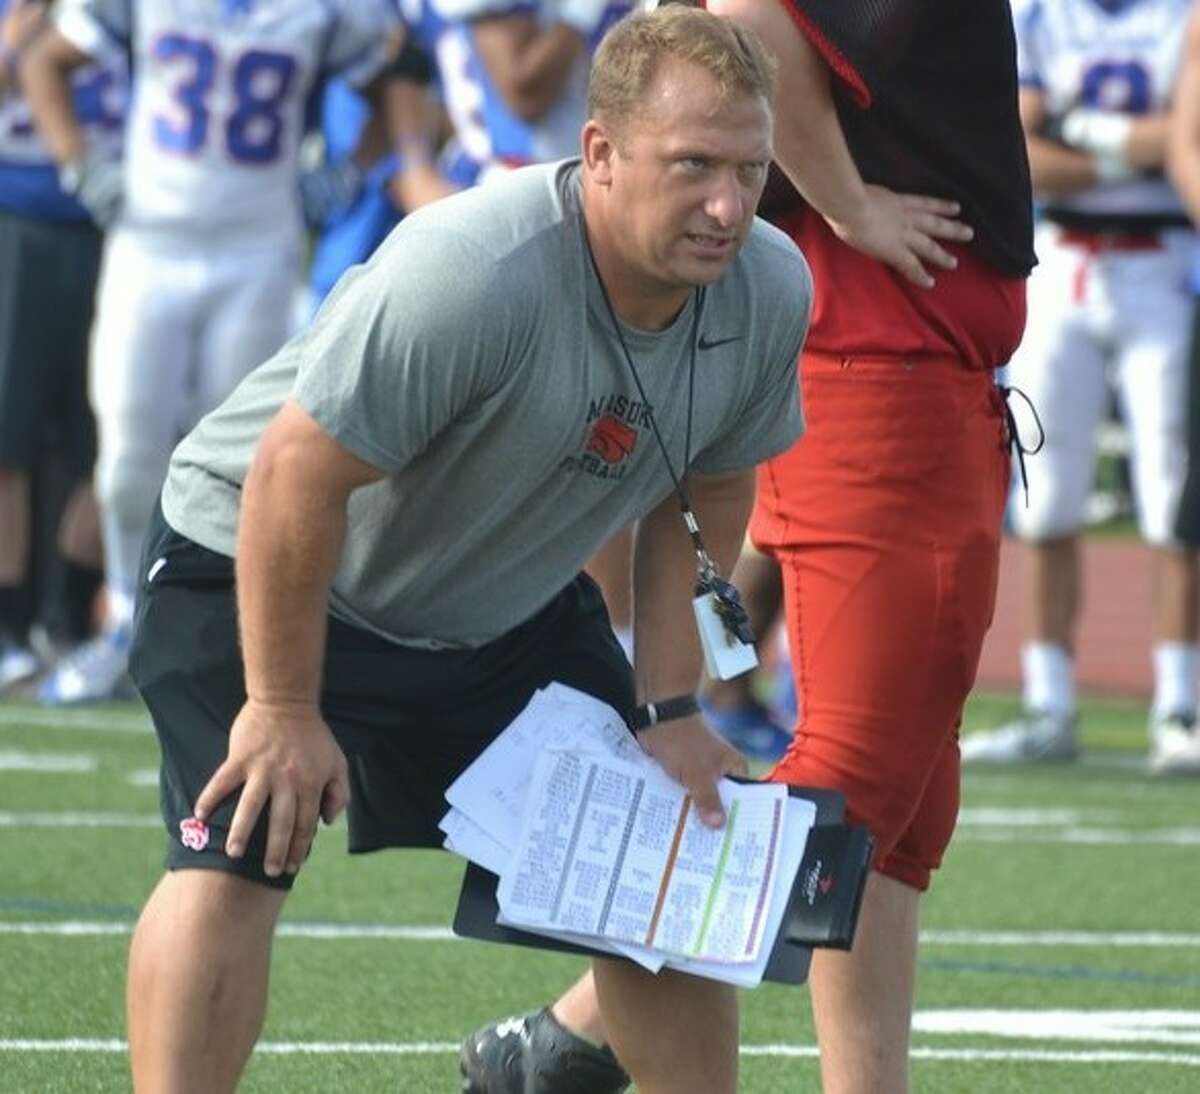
[{"left": 163, "top": 160, "right": 810, "bottom": 648}]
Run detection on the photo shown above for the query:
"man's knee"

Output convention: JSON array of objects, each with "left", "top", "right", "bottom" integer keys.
[{"left": 139, "top": 867, "right": 289, "bottom": 941}]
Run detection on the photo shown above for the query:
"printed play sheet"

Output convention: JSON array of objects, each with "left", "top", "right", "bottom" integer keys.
[{"left": 496, "top": 750, "right": 790, "bottom": 964}]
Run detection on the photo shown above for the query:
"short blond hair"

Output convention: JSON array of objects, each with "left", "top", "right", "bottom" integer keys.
[{"left": 588, "top": 5, "right": 776, "bottom": 134}]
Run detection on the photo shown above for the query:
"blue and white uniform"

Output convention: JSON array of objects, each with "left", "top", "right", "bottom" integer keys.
[
  {"left": 428, "top": 0, "right": 631, "bottom": 181},
  {"left": 1010, "top": 0, "right": 1194, "bottom": 546},
  {"left": 53, "top": 0, "right": 398, "bottom": 634},
  {"left": 307, "top": 2, "right": 475, "bottom": 309},
  {"left": 0, "top": 10, "right": 125, "bottom": 222},
  {"left": 59, "top": 0, "right": 395, "bottom": 234},
  {"left": 306, "top": 77, "right": 405, "bottom": 307}
]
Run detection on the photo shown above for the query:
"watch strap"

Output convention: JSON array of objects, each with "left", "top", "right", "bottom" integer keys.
[{"left": 630, "top": 693, "right": 699, "bottom": 732}]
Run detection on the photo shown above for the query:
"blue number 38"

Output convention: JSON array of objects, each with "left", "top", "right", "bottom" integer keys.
[{"left": 152, "top": 34, "right": 297, "bottom": 164}]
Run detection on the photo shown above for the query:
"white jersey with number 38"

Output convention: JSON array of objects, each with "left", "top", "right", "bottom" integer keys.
[{"left": 56, "top": 0, "right": 397, "bottom": 235}]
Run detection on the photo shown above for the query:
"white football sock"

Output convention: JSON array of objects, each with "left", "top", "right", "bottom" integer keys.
[
  {"left": 1022, "top": 641, "right": 1075, "bottom": 716},
  {"left": 105, "top": 587, "right": 136, "bottom": 633},
  {"left": 1151, "top": 642, "right": 1199, "bottom": 718}
]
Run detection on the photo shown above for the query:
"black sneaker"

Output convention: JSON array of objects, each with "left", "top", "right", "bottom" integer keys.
[{"left": 459, "top": 1007, "right": 630, "bottom": 1094}]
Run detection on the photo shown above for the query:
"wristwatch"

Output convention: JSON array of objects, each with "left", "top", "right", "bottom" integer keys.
[{"left": 630, "top": 693, "right": 700, "bottom": 732}]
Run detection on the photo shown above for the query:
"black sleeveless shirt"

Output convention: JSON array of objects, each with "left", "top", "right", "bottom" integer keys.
[{"left": 759, "top": 0, "right": 1037, "bottom": 278}]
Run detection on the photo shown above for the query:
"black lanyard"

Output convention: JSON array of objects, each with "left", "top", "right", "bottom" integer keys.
[
  {"left": 582, "top": 230, "right": 755, "bottom": 646},
  {"left": 583, "top": 236, "right": 725, "bottom": 588}
]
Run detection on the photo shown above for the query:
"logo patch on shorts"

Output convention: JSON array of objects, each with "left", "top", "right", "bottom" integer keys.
[{"left": 180, "top": 817, "right": 210, "bottom": 851}]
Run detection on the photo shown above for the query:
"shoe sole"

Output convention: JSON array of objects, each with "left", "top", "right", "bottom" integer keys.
[{"left": 1148, "top": 756, "right": 1200, "bottom": 777}]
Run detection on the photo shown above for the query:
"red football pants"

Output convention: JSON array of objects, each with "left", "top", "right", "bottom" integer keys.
[{"left": 753, "top": 351, "right": 1010, "bottom": 890}]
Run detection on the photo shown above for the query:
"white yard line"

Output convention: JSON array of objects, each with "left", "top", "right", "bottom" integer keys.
[
  {"left": 0, "top": 921, "right": 459, "bottom": 941},
  {"left": 1, "top": 1039, "right": 1197, "bottom": 1066},
  {"left": 957, "top": 827, "right": 1200, "bottom": 846},
  {"left": 4, "top": 809, "right": 1197, "bottom": 848},
  {"left": 913, "top": 1010, "right": 1200, "bottom": 1046},
  {"left": 0, "top": 752, "right": 97, "bottom": 773},
  {"left": 5, "top": 921, "right": 1200, "bottom": 948},
  {"left": 956, "top": 808, "right": 1103, "bottom": 826},
  {"left": 124, "top": 768, "right": 158, "bottom": 787},
  {"left": 747, "top": 1046, "right": 1200, "bottom": 1066},
  {"left": 0, "top": 706, "right": 151, "bottom": 734},
  {"left": 920, "top": 929, "right": 1200, "bottom": 947},
  {"left": 0, "top": 813, "right": 160, "bottom": 829}
]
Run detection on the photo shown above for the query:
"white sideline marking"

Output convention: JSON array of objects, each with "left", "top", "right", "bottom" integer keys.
[
  {"left": 957, "top": 827, "right": 1200, "bottom": 846},
  {"left": 5, "top": 921, "right": 1200, "bottom": 949},
  {"left": 3, "top": 809, "right": 1197, "bottom": 848},
  {"left": 125, "top": 768, "right": 158, "bottom": 787},
  {"left": 0, "top": 921, "right": 460, "bottom": 941},
  {"left": 1, "top": 923, "right": 133, "bottom": 937},
  {"left": 0, "top": 751, "right": 97, "bottom": 773},
  {"left": 274, "top": 924, "right": 457, "bottom": 941},
  {"left": 0, "top": 706, "right": 151, "bottom": 734},
  {"left": 1, "top": 1039, "right": 1198, "bottom": 1067},
  {"left": 920, "top": 929, "right": 1200, "bottom": 948},
  {"left": 957, "top": 808, "right": 1098, "bottom": 826},
  {"left": 0, "top": 812, "right": 159, "bottom": 829},
  {"left": 913, "top": 1010, "right": 1200, "bottom": 1047},
  {"left": 746, "top": 1046, "right": 1200, "bottom": 1066}
]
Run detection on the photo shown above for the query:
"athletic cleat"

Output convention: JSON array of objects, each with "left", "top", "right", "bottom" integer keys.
[
  {"left": 1149, "top": 710, "right": 1200, "bottom": 777},
  {"left": 37, "top": 625, "right": 134, "bottom": 705},
  {"left": 460, "top": 1007, "right": 630, "bottom": 1094},
  {"left": 0, "top": 642, "right": 40, "bottom": 694},
  {"left": 960, "top": 709, "right": 1080, "bottom": 765},
  {"left": 701, "top": 699, "right": 792, "bottom": 762}
]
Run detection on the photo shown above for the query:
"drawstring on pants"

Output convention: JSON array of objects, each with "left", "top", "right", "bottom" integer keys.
[{"left": 996, "top": 384, "right": 1044, "bottom": 507}]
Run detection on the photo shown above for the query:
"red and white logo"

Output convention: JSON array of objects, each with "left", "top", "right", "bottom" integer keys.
[
  {"left": 586, "top": 415, "right": 638, "bottom": 464},
  {"left": 179, "top": 817, "right": 210, "bottom": 852}
]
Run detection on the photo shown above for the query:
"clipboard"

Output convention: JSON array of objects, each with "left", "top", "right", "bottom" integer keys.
[{"left": 451, "top": 784, "right": 873, "bottom": 986}]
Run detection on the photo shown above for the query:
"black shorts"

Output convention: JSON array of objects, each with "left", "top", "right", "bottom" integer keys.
[
  {"left": 128, "top": 505, "right": 635, "bottom": 890},
  {"left": 0, "top": 210, "right": 101, "bottom": 470}
]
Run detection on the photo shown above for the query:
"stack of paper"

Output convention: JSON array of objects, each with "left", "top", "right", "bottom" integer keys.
[{"left": 440, "top": 683, "right": 816, "bottom": 987}]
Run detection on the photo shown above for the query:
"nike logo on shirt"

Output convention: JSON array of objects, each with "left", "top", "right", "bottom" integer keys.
[{"left": 698, "top": 333, "right": 744, "bottom": 350}]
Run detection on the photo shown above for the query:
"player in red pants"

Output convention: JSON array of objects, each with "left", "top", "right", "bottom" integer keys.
[{"left": 461, "top": 1, "right": 1035, "bottom": 1091}]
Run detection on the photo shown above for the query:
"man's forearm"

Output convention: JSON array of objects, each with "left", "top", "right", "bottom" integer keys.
[
  {"left": 19, "top": 28, "right": 88, "bottom": 164},
  {"left": 1125, "top": 112, "right": 1169, "bottom": 170},
  {"left": 1169, "top": 16, "right": 1200, "bottom": 223},
  {"left": 472, "top": 16, "right": 583, "bottom": 123},
  {"left": 710, "top": 0, "right": 868, "bottom": 232},
  {"left": 381, "top": 76, "right": 456, "bottom": 210},
  {"left": 1026, "top": 134, "right": 1104, "bottom": 197},
  {"left": 235, "top": 455, "right": 348, "bottom": 709},
  {"left": 632, "top": 472, "right": 755, "bottom": 702}
]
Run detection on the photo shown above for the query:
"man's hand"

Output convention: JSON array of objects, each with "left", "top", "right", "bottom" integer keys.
[
  {"left": 388, "top": 162, "right": 456, "bottom": 212},
  {"left": 298, "top": 158, "right": 365, "bottom": 228},
  {"left": 827, "top": 184, "right": 974, "bottom": 289},
  {"left": 637, "top": 715, "right": 749, "bottom": 829},
  {"left": 194, "top": 698, "right": 351, "bottom": 878},
  {"left": 59, "top": 152, "right": 124, "bottom": 227}
]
